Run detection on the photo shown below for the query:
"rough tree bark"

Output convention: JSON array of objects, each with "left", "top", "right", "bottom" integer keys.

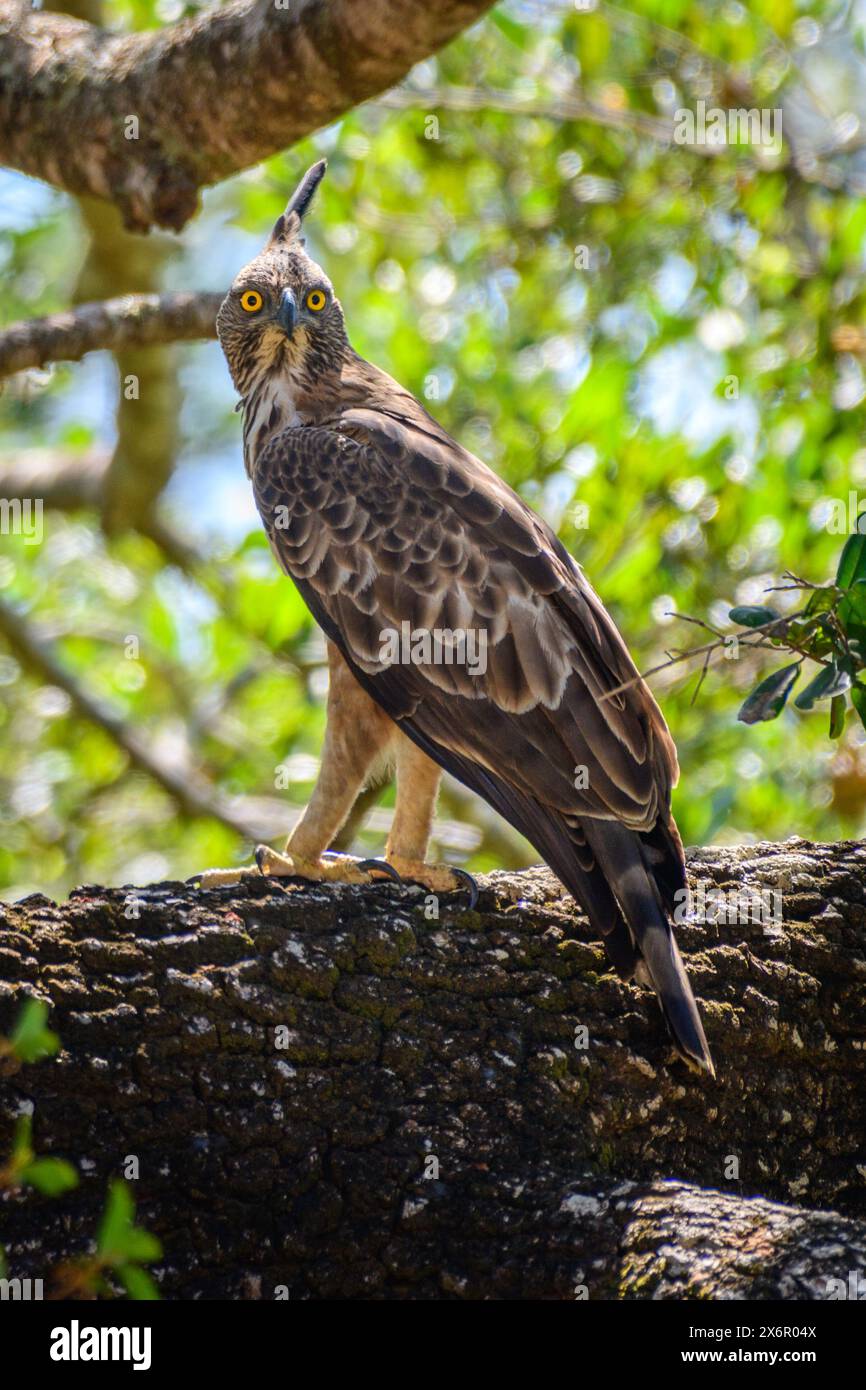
[
  {"left": 1, "top": 838, "right": 865, "bottom": 1300},
  {"left": 0, "top": 0, "right": 496, "bottom": 231}
]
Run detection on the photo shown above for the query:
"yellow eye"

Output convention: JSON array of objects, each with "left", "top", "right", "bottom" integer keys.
[
  {"left": 306, "top": 289, "right": 327, "bottom": 312},
  {"left": 240, "top": 290, "right": 263, "bottom": 313}
]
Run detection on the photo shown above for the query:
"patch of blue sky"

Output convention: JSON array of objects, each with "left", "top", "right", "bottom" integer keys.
[
  {"left": 633, "top": 342, "right": 760, "bottom": 459},
  {"left": 0, "top": 170, "right": 63, "bottom": 233},
  {"left": 653, "top": 254, "right": 697, "bottom": 316},
  {"left": 163, "top": 442, "right": 259, "bottom": 543}
]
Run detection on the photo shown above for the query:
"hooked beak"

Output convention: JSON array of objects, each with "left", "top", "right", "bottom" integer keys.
[{"left": 276, "top": 287, "right": 297, "bottom": 338}]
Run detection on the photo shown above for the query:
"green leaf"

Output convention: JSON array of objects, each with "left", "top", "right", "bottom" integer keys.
[
  {"left": 836, "top": 527, "right": 866, "bottom": 588},
  {"left": 10, "top": 998, "right": 60, "bottom": 1064},
  {"left": 11, "top": 1114, "right": 33, "bottom": 1164},
  {"left": 491, "top": 10, "right": 531, "bottom": 49},
  {"left": 122, "top": 1228, "right": 162, "bottom": 1263},
  {"left": 97, "top": 1180, "right": 135, "bottom": 1259},
  {"left": 829, "top": 695, "right": 847, "bottom": 740},
  {"left": 785, "top": 613, "right": 834, "bottom": 659},
  {"left": 729, "top": 605, "right": 780, "bottom": 629},
  {"left": 838, "top": 578, "right": 866, "bottom": 650},
  {"left": 117, "top": 1264, "right": 161, "bottom": 1301},
  {"left": 804, "top": 586, "right": 839, "bottom": 616},
  {"left": 852, "top": 683, "right": 866, "bottom": 734},
  {"left": 794, "top": 664, "right": 852, "bottom": 710},
  {"left": 21, "top": 1157, "right": 78, "bottom": 1197},
  {"left": 96, "top": 1180, "right": 161, "bottom": 1265},
  {"left": 738, "top": 663, "right": 801, "bottom": 724}
]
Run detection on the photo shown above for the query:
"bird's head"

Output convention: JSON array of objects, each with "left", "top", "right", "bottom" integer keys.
[{"left": 217, "top": 160, "right": 346, "bottom": 398}]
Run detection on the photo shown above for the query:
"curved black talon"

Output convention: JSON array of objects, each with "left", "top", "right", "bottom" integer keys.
[
  {"left": 357, "top": 858, "right": 404, "bottom": 885},
  {"left": 451, "top": 868, "right": 479, "bottom": 910},
  {"left": 253, "top": 847, "right": 293, "bottom": 895}
]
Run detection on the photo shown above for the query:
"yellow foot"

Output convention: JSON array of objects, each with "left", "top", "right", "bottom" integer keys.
[
  {"left": 194, "top": 846, "right": 400, "bottom": 891},
  {"left": 386, "top": 858, "right": 479, "bottom": 907}
]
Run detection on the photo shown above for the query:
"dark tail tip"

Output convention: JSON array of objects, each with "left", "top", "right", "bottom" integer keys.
[{"left": 638, "top": 928, "right": 714, "bottom": 1077}]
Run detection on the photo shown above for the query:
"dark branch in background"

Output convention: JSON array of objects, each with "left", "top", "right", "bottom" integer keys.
[
  {"left": 0, "top": 595, "right": 257, "bottom": 841},
  {"left": 377, "top": 86, "right": 708, "bottom": 152},
  {"left": 0, "top": 594, "right": 490, "bottom": 867},
  {"left": 0, "top": 0, "right": 497, "bottom": 231},
  {"left": 0, "top": 448, "right": 204, "bottom": 575},
  {"left": 71, "top": 196, "right": 180, "bottom": 533},
  {"left": 0, "top": 447, "right": 108, "bottom": 509},
  {"left": 0, "top": 292, "right": 222, "bottom": 379}
]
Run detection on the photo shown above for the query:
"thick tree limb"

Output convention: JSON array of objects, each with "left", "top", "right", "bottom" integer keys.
[
  {"left": 0, "top": 292, "right": 222, "bottom": 379},
  {"left": 71, "top": 196, "right": 183, "bottom": 534},
  {"left": 1, "top": 840, "right": 865, "bottom": 1298},
  {"left": 0, "top": 0, "right": 496, "bottom": 232}
]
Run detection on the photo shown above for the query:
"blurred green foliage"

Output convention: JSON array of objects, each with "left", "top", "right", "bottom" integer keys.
[
  {"left": 93, "top": 1179, "right": 162, "bottom": 1300},
  {"left": 3, "top": 0, "right": 866, "bottom": 898},
  {"left": 2, "top": 996, "right": 61, "bottom": 1065},
  {"left": 0, "top": 1113, "right": 78, "bottom": 1198}
]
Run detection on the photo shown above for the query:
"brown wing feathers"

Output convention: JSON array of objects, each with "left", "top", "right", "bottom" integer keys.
[{"left": 253, "top": 402, "right": 713, "bottom": 1073}]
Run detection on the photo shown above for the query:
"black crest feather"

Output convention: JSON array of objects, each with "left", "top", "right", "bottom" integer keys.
[
  {"left": 287, "top": 159, "right": 327, "bottom": 220},
  {"left": 268, "top": 159, "right": 327, "bottom": 247}
]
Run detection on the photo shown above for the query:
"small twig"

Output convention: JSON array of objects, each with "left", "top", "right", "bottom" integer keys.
[
  {"left": 600, "top": 610, "right": 829, "bottom": 702},
  {"left": 666, "top": 611, "right": 725, "bottom": 640},
  {"left": 690, "top": 646, "right": 714, "bottom": 707},
  {"left": 766, "top": 573, "right": 829, "bottom": 594}
]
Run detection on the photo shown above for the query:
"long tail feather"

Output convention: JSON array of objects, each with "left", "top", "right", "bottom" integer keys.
[{"left": 579, "top": 820, "right": 714, "bottom": 1075}]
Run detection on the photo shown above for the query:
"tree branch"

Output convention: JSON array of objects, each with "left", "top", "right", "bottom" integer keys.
[
  {"left": 0, "top": 592, "right": 486, "bottom": 864},
  {"left": 1, "top": 839, "right": 865, "bottom": 1298},
  {"left": 70, "top": 195, "right": 183, "bottom": 533},
  {"left": 377, "top": 84, "right": 699, "bottom": 151},
  {"left": 0, "top": 0, "right": 497, "bottom": 232},
  {"left": 0, "top": 292, "right": 222, "bottom": 379},
  {"left": 0, "top": 447, "right": 108, "bottom": 508},
  {"left": 0, "top": 594, "right": 258, "bottom": 840}
]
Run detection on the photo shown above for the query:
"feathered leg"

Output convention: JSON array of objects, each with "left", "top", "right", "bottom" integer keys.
[
  {"left": 197, "top": 644, "right": 396, "bottom": 887},
  {"left": 384, "top": 736, "right": 477, "bottom": 903}
]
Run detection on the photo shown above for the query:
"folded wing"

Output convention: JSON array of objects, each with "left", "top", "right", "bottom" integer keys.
[{"left": 251, "top": 406, "right": 712, "bottom": 1072}]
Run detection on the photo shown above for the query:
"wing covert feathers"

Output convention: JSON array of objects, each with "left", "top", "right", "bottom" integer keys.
[{"left": 252, "top": 386, "right": 713, "bottom": 1073}]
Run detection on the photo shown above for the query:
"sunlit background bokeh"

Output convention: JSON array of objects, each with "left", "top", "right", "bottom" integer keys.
[{"left": 3, "top": 0, "right": 866, "bottom": 899}]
